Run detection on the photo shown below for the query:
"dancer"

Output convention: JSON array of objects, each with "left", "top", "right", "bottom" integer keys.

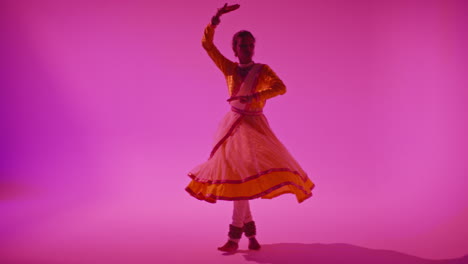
[{"left": 185, "top": 3, "right": 315, "bottom": 252}]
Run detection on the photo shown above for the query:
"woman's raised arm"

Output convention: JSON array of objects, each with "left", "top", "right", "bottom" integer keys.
[{"left": 201, "top": 4, "right": 240, "bottom": 75}]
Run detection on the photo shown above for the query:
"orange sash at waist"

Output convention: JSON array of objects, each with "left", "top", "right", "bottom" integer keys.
[{"left": 231, "top": 106, "right": 263, "bottom": 116}]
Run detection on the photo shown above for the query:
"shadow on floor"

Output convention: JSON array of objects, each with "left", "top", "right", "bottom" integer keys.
[{"left": 238, "top": 243, "right": 468, "bottom": 264}]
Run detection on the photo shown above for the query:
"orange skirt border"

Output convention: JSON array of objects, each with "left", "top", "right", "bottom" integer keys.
[{"left": 185, "top": 169, "right": 315, "bottom": 204}]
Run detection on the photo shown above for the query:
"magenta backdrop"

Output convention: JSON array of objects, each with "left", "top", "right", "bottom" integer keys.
[{"left": 1, "top": 0, "right": 467, "bottom": 263}]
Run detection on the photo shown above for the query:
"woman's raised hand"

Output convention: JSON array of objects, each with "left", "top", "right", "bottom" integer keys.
[
  {"left": 212, "top": 3, "right": 240, "bottom": 25},
  {"left": 217, "top": 3, "right": 240, "bottom": 16}
]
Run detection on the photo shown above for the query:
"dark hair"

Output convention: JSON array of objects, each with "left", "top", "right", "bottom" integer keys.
[{"left": 232, "top": 30, "right": 256, "bottom": 55}]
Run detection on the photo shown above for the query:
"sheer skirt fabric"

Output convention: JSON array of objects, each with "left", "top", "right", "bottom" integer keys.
[{"left": 186, "top": 110, "right": 314, "bottom": 203}]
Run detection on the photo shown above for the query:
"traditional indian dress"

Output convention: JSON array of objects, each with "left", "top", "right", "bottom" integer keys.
[{"left": 185, "top": 23, "right": 315, "bottom": 204}]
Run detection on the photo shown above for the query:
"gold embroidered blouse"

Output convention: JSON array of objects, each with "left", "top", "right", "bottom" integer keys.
[{"left": 202, "top": 23, "right": 286, "bottom": 109}]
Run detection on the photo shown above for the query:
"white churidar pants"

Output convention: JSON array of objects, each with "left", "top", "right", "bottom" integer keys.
[{"left": 232, "top": 200, "right": 253, "bottom": 228}]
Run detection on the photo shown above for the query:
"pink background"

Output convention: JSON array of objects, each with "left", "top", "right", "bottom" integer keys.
[{"left": 1, "top": 0, "right": 467, "bottom": 263}]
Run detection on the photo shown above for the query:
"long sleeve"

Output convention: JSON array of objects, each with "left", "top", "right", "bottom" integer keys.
[
  {"left": 202, "top": 23, "right": 236, "bottom": 76},
  {"left": 255, "top": 65, "right": 286, "bottom": 101}
]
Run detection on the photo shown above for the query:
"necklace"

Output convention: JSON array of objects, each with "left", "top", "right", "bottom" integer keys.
[
  {"left": 239, "top": 61, "right": 254, "bottom": 68},
  {"left": 238, "top": 61, "right": 255, "bottom": 77}
]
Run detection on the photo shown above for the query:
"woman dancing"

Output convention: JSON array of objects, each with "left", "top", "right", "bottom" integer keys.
[{"left": 185, "top": 3, "right": 315, "bottom": 252}]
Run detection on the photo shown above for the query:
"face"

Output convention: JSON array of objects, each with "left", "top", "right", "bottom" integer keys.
[{"left": 234, "top": 36, "right": 255, "bottom": 63}]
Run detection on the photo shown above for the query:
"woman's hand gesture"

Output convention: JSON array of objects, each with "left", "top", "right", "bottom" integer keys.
[
  {"left": 217, "top": 3, "right": 240, "bottom": 16},
  {"left": 239, "top": 95, "right": 252, "bottom": 104},
  {"left": 212, "top": 3, "right": 240, "bottom": 25},
  {"left": 227, "top": 94, "right": 255, "bottom": 104}
]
